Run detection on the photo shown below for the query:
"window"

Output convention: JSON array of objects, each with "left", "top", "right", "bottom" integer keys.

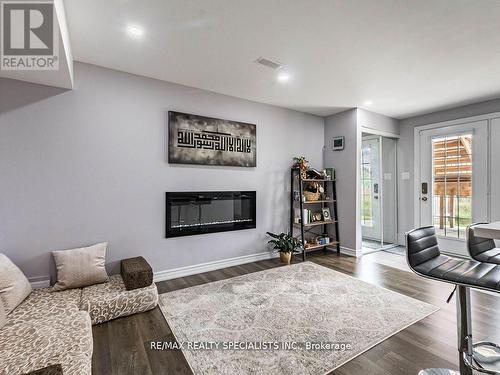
[
  {"left": 361, "top": 145, "right": 373, "bottom": 227},
  {"left": 432, "top": 134, "right": 472, "bottom": 238}
]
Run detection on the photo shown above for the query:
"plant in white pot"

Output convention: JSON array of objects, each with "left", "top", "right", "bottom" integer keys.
[{"left": 266, "top": 232, "right": 303, "bottom": 265}]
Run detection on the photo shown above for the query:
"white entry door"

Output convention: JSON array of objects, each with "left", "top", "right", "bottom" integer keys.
[
  {"left": 361, "top": 137, "right": 382, "bottom": 241},
  {"left": 418, "top": 120, "right": 488, "bottom": 255}
]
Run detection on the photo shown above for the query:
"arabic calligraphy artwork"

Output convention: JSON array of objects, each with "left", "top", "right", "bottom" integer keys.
[{"left": 168, "top": 111, "right": 256, "bottom": 167}]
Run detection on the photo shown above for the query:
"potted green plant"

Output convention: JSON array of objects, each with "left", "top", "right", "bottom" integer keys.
[{"left": 266, "top": 231, "right": 303, "bottom": 265}]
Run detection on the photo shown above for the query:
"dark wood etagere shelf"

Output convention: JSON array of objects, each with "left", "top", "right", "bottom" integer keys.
[
  {"left": 303, "top": 199, "right": 335, "bottom": 204},
  {"left": 289, "top": 167, "right": 340, "bottom": 261}
]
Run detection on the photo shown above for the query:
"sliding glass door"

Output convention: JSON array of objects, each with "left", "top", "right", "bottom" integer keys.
[{"left": 361, "top": 135, "right": 398, "bottom": 252}]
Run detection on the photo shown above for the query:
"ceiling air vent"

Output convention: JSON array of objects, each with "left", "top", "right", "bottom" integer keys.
[{"left": 254, "top": 57, "right": 283, "bottom": 70}]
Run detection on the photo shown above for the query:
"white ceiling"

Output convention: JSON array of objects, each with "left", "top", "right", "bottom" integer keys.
[{"left": 64, "top": 0, "right": 500, "bottom": 119}]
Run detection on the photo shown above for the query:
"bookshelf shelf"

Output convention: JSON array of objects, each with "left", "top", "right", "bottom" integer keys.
[
  {"left": 304, "top": 241, "right": 340, "bottom": 251},
  {"left": 302, "top": 200, "right": 335, "bottom": 204},
  {"left": 294, "top": 220, "right": 337, "bottom": 228},
  {"left": 300, "top": 179, "right": 336, "bottom": 182}
]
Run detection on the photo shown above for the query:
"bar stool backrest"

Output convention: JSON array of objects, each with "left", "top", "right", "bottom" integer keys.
[
  {"left": 405, "top": 226, "right": 441, "bottom": 270},
  {"left": 467, "top": 223, "right": 496, "bottom": 260}
]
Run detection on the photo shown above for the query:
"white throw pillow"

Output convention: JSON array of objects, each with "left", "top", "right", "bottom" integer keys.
[
  {"left": 0, "top": 298, "right": 6, "bottom": 329},
  {"left": 52, "top": 242, "right": 109, "bottom": 291},
  {"left": 0, "top": 254, "right": 32, "bottom": 314}
]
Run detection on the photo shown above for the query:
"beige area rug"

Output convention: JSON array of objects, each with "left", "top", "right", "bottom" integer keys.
[{"left": 159, "top": 262, "right": 438, "bottom": 375}]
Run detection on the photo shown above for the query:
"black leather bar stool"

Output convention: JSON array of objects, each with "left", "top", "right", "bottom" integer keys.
[
  {"left": 406, "top": 226, "right": 500, "bottom": 375},
  {"left": 467, "top": 223, "right": 500, "bottom": 265}
]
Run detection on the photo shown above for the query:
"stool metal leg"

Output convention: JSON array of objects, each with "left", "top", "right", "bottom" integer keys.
[
  {"left": 457, "top": 285, "right": 473, "bottom": 375},
  {"left": 416, "top": 285, "right": 500, "bottom": 374},
  {"left": 455, "top": 286, "right": 500, "bottom": 374},
  {"left": 417, "top": 285, "right": 472, "bottom": 375}
]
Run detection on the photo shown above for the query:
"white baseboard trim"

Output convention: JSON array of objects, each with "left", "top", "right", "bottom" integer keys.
[
  {"left": 339, "top": 246, "right": 361, "bottom": 257},
  {"left": 154, "top": 251, "right": 279, "bottom": 282}
]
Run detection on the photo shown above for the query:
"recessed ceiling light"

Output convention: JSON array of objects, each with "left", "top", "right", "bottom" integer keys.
[
  {"left": 363, "top": 100, "right": 373, "bottom": 106},
  {"left": 277, "top": 73, "right": 290, "bottom": 83},
  {"left": 127, "top": 25, "right": 144, "bottom": 38}
]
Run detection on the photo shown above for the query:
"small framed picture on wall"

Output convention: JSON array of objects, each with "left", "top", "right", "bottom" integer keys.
[{"left": 332, "top": 136, "right": 344, "bottom": 151}]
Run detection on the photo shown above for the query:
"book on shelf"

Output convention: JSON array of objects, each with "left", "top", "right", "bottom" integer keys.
[
  {"left": 300, "top": 209, "right": 320, "bottom": 225},
  {"left": 303, "top": 209, "right": 309, "bottom": 224}
]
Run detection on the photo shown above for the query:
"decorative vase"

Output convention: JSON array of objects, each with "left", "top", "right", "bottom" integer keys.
[
  {"left": 280, "top": 252, "right": 292, "bottom": 265},
  {"left": 299, "top": 161, "right": 309, "bottom": 179}
]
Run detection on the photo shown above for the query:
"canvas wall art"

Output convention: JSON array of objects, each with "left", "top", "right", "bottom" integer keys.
[{"left": 168, "top": 111, "right": 256, "bottom": 167}]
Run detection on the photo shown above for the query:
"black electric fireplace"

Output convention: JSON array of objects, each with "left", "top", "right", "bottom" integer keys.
[{"left": 165, "top": 191, "right": 256, "bottom": 238}]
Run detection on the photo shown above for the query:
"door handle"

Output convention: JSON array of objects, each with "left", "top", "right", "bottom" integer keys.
[
  {"left": 421, "top": 197, "right": 428, "bottom": 201},
  {"left": 374, "top": 195, "right": 379, "bottom": 200}
]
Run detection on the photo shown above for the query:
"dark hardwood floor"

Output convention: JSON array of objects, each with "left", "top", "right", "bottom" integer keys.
[{"left": 92, "top": 252, "right": 500, "bottom": 374}]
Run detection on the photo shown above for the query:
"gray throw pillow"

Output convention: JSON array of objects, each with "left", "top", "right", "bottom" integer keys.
[
  {"left": 52, "top": 242, "right": 109, "bottom": 291},
  {"left": 0, "top": 253, "right": 32, "bottom": 314}
]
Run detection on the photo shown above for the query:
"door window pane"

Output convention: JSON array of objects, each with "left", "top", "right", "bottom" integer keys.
[
  {"left": 361, "top": 144, "right": 373, "bottom": 227},
  {"left": 432, "top": 134, "right": 472, "bottom": 239}
]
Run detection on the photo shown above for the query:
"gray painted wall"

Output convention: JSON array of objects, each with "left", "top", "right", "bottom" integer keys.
[
  {"left": 0, "top": 78, "right": 68, "bottom": 114},
  {"left": 0, "top": 62, "right": 324, "bottom": 280},
  {"left": 323, "top": 109, "right": 360, "bottom": 252},
  {"left": 397, "top": 98, "right": 500, "bottom": 242},
  {"left": 357, "top": 108, "right": 399, "bottom": 135}
]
